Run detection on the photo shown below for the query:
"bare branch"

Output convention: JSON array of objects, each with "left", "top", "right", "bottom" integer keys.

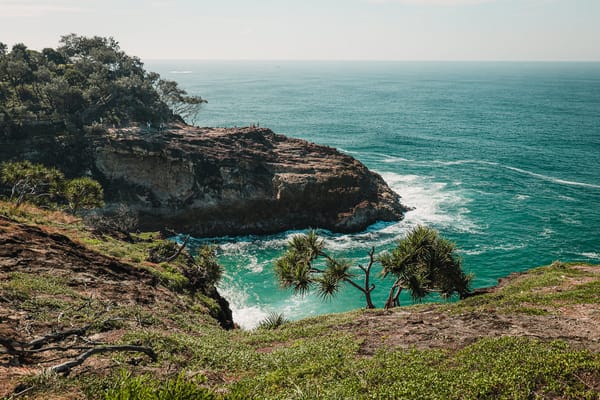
[
  {"left": 165, "top": 234, "right": 190, "bottom": 262},
  {"left": 49, "top": 345, "right": 157, "bottom": 375}
]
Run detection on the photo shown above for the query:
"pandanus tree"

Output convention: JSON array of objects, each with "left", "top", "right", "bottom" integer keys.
[
  {"left": 274, "top": 231, "right": 377, "bottom": 308},
  {"left": 273, "top": 226, "right": 471, "bottom": 309},
  {"left": 379, "top": 225, "right": 472, "bottom": 309}
]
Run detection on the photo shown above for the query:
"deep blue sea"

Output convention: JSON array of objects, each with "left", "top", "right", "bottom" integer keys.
[{"left": 148, "top": 61, "right": 600, "bottom": 328}]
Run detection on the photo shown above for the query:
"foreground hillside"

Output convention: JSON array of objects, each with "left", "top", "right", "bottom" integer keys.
[{"left": 1, "top": 203, "right": 598, "bottom": 399}]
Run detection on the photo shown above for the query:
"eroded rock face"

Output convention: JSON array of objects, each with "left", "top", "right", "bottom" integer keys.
[{"left": 93, "top": 124, "right": 406, "bottom": 236}]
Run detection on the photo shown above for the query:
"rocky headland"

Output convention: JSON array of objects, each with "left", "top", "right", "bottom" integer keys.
[{"left": 2, "top": 123, "right": 406, "bottom": 236}]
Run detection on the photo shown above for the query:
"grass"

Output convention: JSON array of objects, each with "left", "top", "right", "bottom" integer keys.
[
  {"left": 2, "top": 201, "right": 599, "bottom": 399},
  {"left": 444, "top": 261, "right": 600, "bottom": 315},
  {"left": 0, "top": 272, "right": 80, "bottom": 301}
]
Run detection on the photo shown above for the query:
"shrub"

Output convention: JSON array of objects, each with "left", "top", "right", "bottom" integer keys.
[
  {"left": 104, "top": 370, "right": 218, "bottom": 400},
  {"left": 0, "top": 160, "right": 64, "bottom": 207},
  {"left": 257, "top": 312, "right": 289, "bottom": 330},
  {"left": 63, "top": 176, "right": 104, "bottom": 213}
]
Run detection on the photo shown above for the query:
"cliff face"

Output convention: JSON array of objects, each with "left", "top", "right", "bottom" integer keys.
[
  {"left": 1, "top": 124, "right": 405, "bottom": 236},
  {"left": 91, "top": 124, "right": 405, "bottom": 236}
]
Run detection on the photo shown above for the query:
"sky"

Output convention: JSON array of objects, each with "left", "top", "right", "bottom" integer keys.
[{"left": 0, "top": 0, "right": 599, "bottom": 61}]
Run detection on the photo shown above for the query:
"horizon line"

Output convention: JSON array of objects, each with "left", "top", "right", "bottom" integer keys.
[{"left": 143, "top": 58, "right": 600, "bottom": 63}]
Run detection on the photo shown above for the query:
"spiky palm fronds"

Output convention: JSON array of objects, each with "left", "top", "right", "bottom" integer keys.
[
  {"left": 381, "top": 225, "right": 471, "bottom": 306},
  {"left": 257, "top": 312, "right": 289, "bottom": 330}
]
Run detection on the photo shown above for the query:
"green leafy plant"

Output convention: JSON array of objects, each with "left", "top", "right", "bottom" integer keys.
[
  {"left": 274, "top": 226, "right": 471, "bottom": 309},
  {"left": 379, "top": 225, "right": 472, "bottom": 308},
  {"left": 0, "top": 160, "right": 63, "bottom": 207},
  {"left": 63, "top": 176, "right": 104, "bottom": 213},
  {"left": 104, "top": 370, "right": 217, "bottom": 400},
  {"left": 257, "top": 312, "right": 289, "bottom": 330}
]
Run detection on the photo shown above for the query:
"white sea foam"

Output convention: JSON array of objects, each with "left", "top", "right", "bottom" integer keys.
[
  {"left": 379, "top": 155, "right": 600, "bottom": 190},
  {"left": 378, "top": 171, "right": 477, "bottom": 233},
  {"left": 558, "top": 195, "right": 576, "bottom": 202},
  {"left": 169, "top": 70, "right": 193, "bottom": 74},
  {"left": 580, "top": 252, "right": 600, "bottom": 260},
  {"left": 502, "top": 165, "right": 600, "bottom": 189},
  {"left": 515, "top": 194, "right": 530, "bottom": 201},
  {"left": 461, "top": 242, "right": 527, "bottom": 256},
  {"left": 217, "top": 282, "right": 269, "bottom": 330},
  {"left": 540, "top": 228, "right": 555, "bottom": 237},
  {"left": 559, "top": 214, "right": 582, "bottom": 225}
]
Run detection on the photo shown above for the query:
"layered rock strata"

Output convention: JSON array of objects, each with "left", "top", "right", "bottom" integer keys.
[{"left": 92, "top": 124, "right": 406, "bottom": 236}]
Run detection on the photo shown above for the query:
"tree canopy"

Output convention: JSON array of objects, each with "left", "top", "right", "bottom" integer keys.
[
  {"left": 0, "top": 34, "right": 206, "bottom": 135},
  {"left": 274, "top": 226, "right": 472, "bottom": 309}
]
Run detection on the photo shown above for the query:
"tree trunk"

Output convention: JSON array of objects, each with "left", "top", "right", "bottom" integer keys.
[{"left": 384, "top": 281, "right": 402, "bottom": 309}]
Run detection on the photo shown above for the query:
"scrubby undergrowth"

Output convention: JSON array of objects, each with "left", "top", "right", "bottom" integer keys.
[{"left": 1, "top": 202, "right": 598, "bottom": 399}]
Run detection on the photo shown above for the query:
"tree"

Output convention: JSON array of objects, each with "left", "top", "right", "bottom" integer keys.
[
  {"left": 273, "top": 226, "right": 471, "bottom": 309},
  {"left": 274, "top": 231, "right": 377, "bottom": 308},
  {"left": 184, "top": 245, "right": 223, "bottom": 293},
  {"left": 0, "top": 160, "right": 64, "bottom": 207},
  {"left": 379, "top": 225, "right": 472, "bottom": 308},
  {"left": 63, "top": 177, "right": 104, "bottom": 213},
  {"left": 0, "top": 34, "right": 206, "bottom": 135},
  {"left": 156, "top": 79, "right": 207, "bottom": 124}
]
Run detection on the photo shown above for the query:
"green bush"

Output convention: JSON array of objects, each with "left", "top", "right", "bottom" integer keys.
[
  {"left": 63, "top": 176, "right": 104, "bottom": 212},
  {"left": 0, "top": 160, "right": 63, "bottom": 207}
]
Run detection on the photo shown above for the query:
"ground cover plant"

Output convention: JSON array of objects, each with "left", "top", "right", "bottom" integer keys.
[{"left": 0, "top": 202, "right": 598, "bottom": 399}]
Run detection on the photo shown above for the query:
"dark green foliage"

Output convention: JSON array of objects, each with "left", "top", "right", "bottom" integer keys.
[
  {"left": 185, "top": 245, "right": 223, "bottom": 292},
  {"left": 0, "top": 160, "right": 104, "bottom": 212},
  {"left": 63, "top": 176, "right": 104, "bottom": 212},
  {"left": 0, "top": 35, "right": 206, "bottom": 136},
  {"left": 274, "top": 226, "right": 471, "bottom": 309},
  {"left": 257, "top": 312, "right": 289, "bottom": 330},
  {"left": 147, "top": 240, "right": 180, "bottom": 263},
  {"left": 0, "top": 160, "right": 64, "bottom": 207},
  {"left": 380, "top": 225, "right": 472, "bottom": 308},
  {"left": 274, "top": 231, "right": 376, "bottom": 307},
  {"left": 147, "top": 242, "right": 223, "bottom": 294}
]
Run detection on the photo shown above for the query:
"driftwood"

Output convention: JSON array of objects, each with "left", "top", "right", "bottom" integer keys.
[{"left": 49, "top": 345, "right": 157, "bottom": 375}]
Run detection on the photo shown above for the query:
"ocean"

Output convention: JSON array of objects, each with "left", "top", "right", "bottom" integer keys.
[{"left": 147, "top": 61, "right": 600, "bottom": 329}]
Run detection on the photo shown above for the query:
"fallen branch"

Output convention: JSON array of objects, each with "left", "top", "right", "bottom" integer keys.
[
  {"left": 28, "top": 327, "right": 88, "bottom": 349},
  {"left": 49, "top": 345, "right": 157, "bottom": 375}
]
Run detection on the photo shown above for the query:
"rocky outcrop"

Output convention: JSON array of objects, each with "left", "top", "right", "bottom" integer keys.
[
  {"left": 91, "top": 124, "right": 405, "bottom": 236},
  {"left": 0, "top": 123, "right": 406, "bottom": 236}
]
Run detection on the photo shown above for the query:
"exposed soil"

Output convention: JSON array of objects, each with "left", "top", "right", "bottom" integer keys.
[
  {"left": 0, "top": 216, "right": 203, "bottom": 396},
  {"left": 340, "top": 265, "right": 600, "bottom": 356}
]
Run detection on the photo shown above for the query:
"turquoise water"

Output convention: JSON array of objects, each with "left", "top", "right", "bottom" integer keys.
[{"left": 148, "top": 61, "right": 600, "bottom": 328}]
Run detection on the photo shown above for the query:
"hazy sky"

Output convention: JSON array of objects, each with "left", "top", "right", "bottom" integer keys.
[{"left": 1, "top": 0, "right": 599, "bottom": 61}]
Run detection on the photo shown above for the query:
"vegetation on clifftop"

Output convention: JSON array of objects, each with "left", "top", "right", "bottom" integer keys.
[
  {"left": 0, "top": 202, "right": 598, "bottom": 399},
  {"left": 0, "top": 35, "right": 205, "bottom": 136}
]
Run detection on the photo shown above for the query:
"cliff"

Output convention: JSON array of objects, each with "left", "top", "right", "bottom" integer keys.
[
  {"left": 2, "top": 123, "right": 405, "bottom": 236},
  {"left": 1, "top": 205, "right": 598, "bottom": 398}
]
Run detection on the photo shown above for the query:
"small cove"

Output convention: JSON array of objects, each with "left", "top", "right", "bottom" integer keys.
[{"left": 151, "top": 61, "right": 600, "bottom": 328}]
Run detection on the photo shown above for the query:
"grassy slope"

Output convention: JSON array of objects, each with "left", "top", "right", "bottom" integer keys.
[{"left": 0, "top": 202, "right": 598, "bottom": 399}]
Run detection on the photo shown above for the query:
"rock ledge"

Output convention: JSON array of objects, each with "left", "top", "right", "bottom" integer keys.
[{"left": 94, "top": 124, "right": 406, "bottom": 236}]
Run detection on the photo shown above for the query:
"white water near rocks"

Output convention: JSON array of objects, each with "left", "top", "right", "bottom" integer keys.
[{"left": 155, "top": 61, "right": 600, "bottom": 329}]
